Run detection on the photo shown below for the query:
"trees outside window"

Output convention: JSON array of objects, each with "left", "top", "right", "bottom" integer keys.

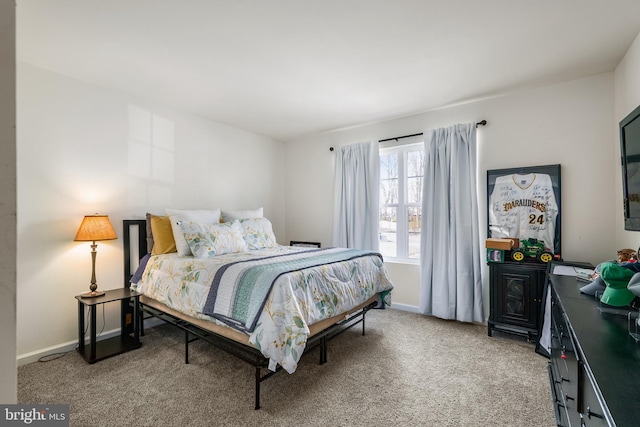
[{"left": 379, "top": 143, "right": 424, "bottom": 261}]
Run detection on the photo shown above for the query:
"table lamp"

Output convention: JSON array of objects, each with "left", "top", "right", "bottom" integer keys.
[{"left": 74, "top": 214, "right": 117, "bottom": 297}]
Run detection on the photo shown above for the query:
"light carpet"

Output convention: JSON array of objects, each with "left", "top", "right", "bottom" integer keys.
[{"left": 18, "top": 308, "right": 555, "bottom": 426}]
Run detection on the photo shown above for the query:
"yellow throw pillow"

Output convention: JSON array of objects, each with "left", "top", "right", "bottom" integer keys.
[{"left": 150, "top": 215, "right": 177, "bottom": 255}]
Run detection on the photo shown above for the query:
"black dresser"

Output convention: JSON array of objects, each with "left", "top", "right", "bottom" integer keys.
[
  {"left": 488, "top": 261, "right": 547, "bottom": 340},
  {"left": 546, "top": 262, "right": 640, "bottom": 426}
]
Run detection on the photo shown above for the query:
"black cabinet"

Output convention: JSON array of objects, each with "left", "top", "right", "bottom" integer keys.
[{"left": 488, "top": 261, "right": 547, "bottom": 340}]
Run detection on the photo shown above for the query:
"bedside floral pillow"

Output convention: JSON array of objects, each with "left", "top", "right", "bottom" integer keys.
[
  {"left": 240, "top": 217, "right": 277, "bottom": 250},
  {"left": 178, "top": 220, "right": 248, "bottom": 258}
]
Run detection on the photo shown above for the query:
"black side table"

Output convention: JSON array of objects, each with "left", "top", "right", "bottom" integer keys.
[{"left": 76, "top": 288, "right": 141, "bottom": 363}]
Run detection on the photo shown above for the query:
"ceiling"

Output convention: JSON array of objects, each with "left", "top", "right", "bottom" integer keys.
[{"left": 16, "top": 0, "right": 640, "bottom": 142}]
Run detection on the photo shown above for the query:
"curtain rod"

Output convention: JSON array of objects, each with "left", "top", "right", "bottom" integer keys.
[
  {"left": 378, "top": 120, "right": 487, "bottom": 143},
  {"left": 329, "top": 120, "right": 487, "bottom": 151}
]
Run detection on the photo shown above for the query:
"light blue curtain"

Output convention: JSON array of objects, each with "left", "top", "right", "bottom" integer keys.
[
  {"left": 332, "top": 141, "right": 380, "bottom": 250},
  {"left": 419, "top": 123, "right": 484, "bottom": 323}
]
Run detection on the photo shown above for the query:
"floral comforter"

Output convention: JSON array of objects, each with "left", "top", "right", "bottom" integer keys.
[{"left": 131, "top": 245, "right": 393, "bottom": 373}]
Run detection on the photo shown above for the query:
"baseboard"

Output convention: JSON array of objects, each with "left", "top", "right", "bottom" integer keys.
[
  {"left": 390, "top": 302, "right": 421, "bottom": 313},
  {"left": 17, "top": 317, "right": 165, "bottom": 366},
  {"left": 390, "top": 303, "right": 489, "bottom": 325},
  {"left": 18, "top": 339, "right": 78, "bottom": 367}
]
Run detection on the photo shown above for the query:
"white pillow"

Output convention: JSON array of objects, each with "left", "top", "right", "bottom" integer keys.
[
  {"left": 221, "top": 207, "right": 263, "bottom": 222},
  {"left": 178, "top": 220, "right": 247, "bottom": 258},
  {"left": 165, "top": 208, "right": 221, "bottom": 256},
  {"left": 239, "top": 218, "right": 277, "bottom": 250}
]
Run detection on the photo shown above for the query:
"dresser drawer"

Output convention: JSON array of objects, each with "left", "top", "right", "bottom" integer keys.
[{"left": 579, "top": 365, "right": 610, "bottom": 427}]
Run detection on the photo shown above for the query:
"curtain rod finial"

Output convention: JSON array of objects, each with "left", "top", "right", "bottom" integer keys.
[
  {"left": 476, "top": 120, "right": 487, "bottom": 128},
  {"left": 329, "top": 147, "right": 334, "bottom": 151}
]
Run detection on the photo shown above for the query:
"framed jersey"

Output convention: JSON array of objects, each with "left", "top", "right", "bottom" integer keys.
[{"left": 487, "top": 164, "right": 561, "bottom": 258}]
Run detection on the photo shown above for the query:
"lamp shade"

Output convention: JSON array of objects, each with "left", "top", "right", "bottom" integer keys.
[{"left": 74, "top": 215, "right": 117, "bottom": 242}]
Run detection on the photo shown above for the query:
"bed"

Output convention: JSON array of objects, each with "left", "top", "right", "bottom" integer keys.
[{"left": 122, "top": 215, "right": 393, "bottom": 409}]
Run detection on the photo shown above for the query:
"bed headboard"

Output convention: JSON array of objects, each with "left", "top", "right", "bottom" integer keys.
[{"left": 123, "top": 219, "right": 148, "bottom": 289}]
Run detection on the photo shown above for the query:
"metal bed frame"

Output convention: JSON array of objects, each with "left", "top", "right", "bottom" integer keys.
[{"left": 122, "top": 219, "right": 378, "bottom": 409}]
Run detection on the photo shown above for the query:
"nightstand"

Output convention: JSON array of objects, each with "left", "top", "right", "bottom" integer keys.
[{"left": 75, "top": 288, "right": 141, "bottom": 363}]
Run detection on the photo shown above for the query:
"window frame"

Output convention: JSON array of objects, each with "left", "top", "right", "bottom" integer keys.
[{"left": 379, "top": 141, "right": 424, "bottom": 263}]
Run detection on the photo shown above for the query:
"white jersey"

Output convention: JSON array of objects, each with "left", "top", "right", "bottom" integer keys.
[{"left": 489, "top": 173, "right": 558, "bottom": 251}]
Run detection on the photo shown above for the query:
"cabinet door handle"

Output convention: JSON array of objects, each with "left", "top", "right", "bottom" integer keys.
[
  {"left": 561, "top": 345, "right": 573, "bottom": 359},
  {"left": 586, "top": 406, "right": 604, "bottom": 419}
]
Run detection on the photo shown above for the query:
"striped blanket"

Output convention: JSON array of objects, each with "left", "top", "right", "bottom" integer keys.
[{"left": 202, "top": 247, "right": 381, "bottom": 333}]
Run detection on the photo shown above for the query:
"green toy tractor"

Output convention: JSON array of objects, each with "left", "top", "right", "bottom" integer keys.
[{"left": 511, "top": 238, "right": 554, "bottom": 263}]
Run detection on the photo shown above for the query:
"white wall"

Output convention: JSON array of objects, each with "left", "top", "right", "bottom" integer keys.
[
  {"left": 615, "top": 32, "right": 640, "bottom": 249},
  {"left": 15, "top": 28, "right": 639, "bottom": 367},
  {"left": 286, "top": 73, "right": 616, "bottom": 313},
  {"left": 16, "top": 63, "right": 286, "bottom": 360},
  {"left": 0, "top": 0, "right": 17, "bottom": 403}
]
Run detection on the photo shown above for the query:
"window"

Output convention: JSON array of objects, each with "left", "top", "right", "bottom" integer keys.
[{"left": 379, "top": 142, "right": 425, "bottom": 261}]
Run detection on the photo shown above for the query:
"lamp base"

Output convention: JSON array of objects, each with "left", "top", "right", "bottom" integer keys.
[{"left": 80, "top": 290, "right": 105, "bottom": 298}]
